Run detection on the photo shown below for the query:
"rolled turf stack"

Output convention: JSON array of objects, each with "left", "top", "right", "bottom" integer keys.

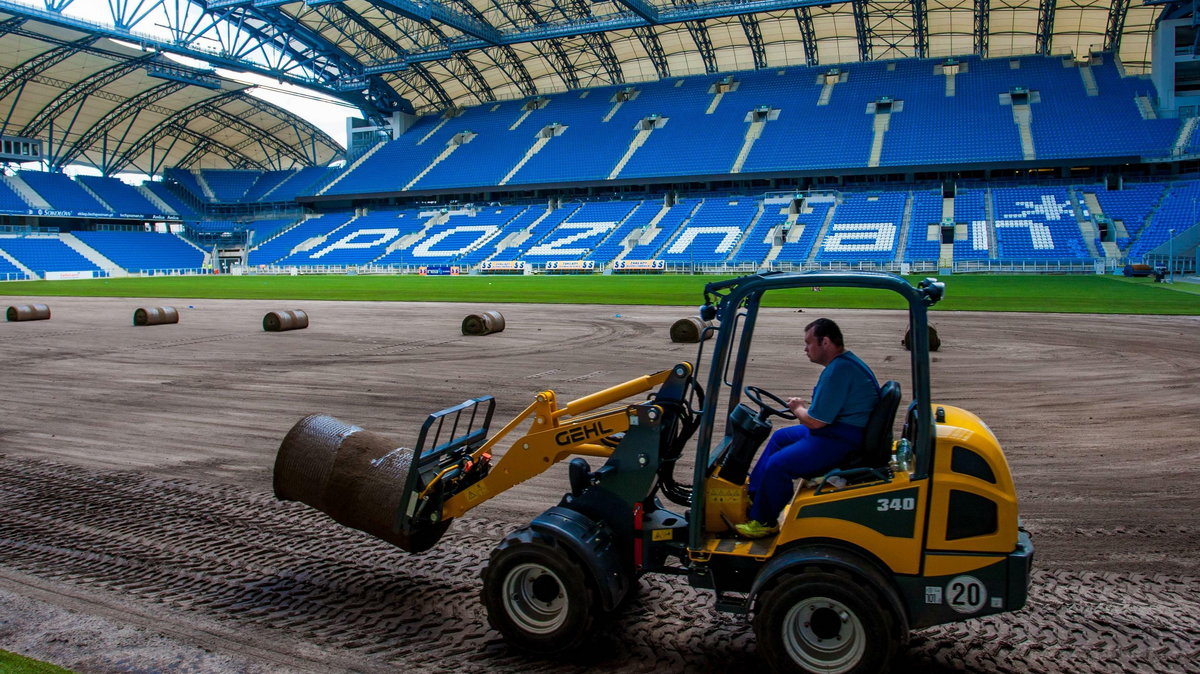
[{"left": 273, "top": 414, "right": 448, "bottom": 553}]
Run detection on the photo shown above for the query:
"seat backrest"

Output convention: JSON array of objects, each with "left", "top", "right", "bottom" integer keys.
[{"left": 859, "top": 380, "right": 902, "bottom": 468}]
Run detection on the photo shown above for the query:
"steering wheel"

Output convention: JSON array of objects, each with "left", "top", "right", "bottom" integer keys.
[{"left": 744, "top": 386, "right": 798, "bottom": 421}]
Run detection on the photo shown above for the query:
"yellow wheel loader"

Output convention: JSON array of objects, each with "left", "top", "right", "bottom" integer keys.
[{"left": 273, "top": 271, "right": 1033, "bottom": 673}]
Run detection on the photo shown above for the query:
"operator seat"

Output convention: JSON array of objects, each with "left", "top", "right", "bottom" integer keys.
[{"left": 846, "top": 380, "right": 902, "bottom": 469}]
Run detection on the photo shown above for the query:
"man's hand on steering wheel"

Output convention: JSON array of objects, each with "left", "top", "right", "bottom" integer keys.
[{"left": 744, "top": 385, "right": 799, "bottom": 421}]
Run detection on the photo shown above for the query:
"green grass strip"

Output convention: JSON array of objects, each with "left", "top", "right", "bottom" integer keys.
[
  {"left": 1, "top": 274, "right": 1197, "bottom": 314},
  {"left": 0, "top": 650, "right": 73, "bottom": 674}
]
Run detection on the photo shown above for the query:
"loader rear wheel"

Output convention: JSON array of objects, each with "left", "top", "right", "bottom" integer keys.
[
  {"left": 754, "top": 569, "right": 895, "bottom": 674},
  {"left": 482, "top": 528, "right": 596, "bottom": 655}
]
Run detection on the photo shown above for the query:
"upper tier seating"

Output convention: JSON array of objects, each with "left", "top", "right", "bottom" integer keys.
[
  {"left": 0, "top": 178, "right": 29, "bottom": 213},
  {"left": 77, "top": 175, "right": 166, "bottom": 217},
  {"left": 141, "top": 181, "right": 197, "bottom": 218},
  {"left": 18, "top": 171, "right": 112, "bottom": 215},
  {"left": 816, "top": 192, "right": 905, "bottom": 263},
  {"left": 0, "top": 236, "right": 103, "bottom": 275},
  {"left": 164, "top": 168, "right": 210, "bottom": 203},
  {"left": 201, "top": 170, "right": 261, "bottom": 202},
  {"left": 277, "top": 167, "right": 339, "bottom": 201},
  {"left": 316, "top": 53, "right": 1179, "bottom": 198},
  {"left": 73, "top": 231, "right": 205, "bottom": 272}
]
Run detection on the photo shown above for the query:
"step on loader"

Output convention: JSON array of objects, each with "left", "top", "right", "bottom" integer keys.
[{"left": 273, "top": 271, "right": 1034, "bottom": 673}]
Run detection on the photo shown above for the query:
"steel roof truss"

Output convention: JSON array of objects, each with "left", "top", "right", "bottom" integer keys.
[
  {"left": 739, "top": 13, "right": 769, "bottom": 69},
  {"left": 794, "top": 6, "right": 818, "bottom": 64},
  {"left": 0, "top": 39, "right": 96, "bottom": 102},
  {"left": 686, "top": 20, "right": 718, "bottom": 74},
  {"left": 852, "top": 0, "right": 872, "bottom": 60},
  {"left": 1105, "top": 0, "right": 1129, "bottom": 51},
  {"left": 23, "top": 56, "right": 153, "bottom": 137},
  {"left": 975, "top": 0, "right": 988, "bottom": 55},
  {"left": 633, "top": 25, "right": 671, "bottom": 78},
  {"left": 57, "top": 81, "right": 187, "bottom": 169},
  {"left": 912, "top": 0, "right": 927, "bottom": 57},
  {"left": 364, "top": 0, "right": 503, "bottom": 43},
  {"left": 108, "top": 0, "right": 162, "bottom": 30},
  {"left": 1036, "top": 0, "right": 1055, "bottom": 54}
]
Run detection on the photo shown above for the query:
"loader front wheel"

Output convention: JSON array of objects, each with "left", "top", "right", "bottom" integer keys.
[
  {"left": 754, "top": 568, "right": 896, "bottom": 674},
  {"left": 482, "top": 528, "right": 596, "bottom": 655}
]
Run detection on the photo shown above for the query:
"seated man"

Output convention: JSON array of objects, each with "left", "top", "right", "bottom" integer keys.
[{"left": 735, "top": 318, "right": 881, "bottom": 539}]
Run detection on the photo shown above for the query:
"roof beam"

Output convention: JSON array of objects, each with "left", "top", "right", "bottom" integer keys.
[
  {"left": 365, "top": 0, "right": 857, "bottom": 72},
  {"left": 852, "top": 0, "right": 871, "bottom": 61},
  {"left": 794, "top": 6, "right": 818, "bottom": 65},
  {"left": 739, "top": 14, "right": 768, "bottom": 69},
  {"left": 1036, "top": 0, "right": 1055, "bottom": 54},
  {"left": 975, "top": 0, "right": 988, "bottom": 56},
  {"left": 612, "top": 0, "right": 661, "bottom": 23},
  {"left": 633, "top": 26, "right": 671, "bottom": 78},
  {"left": 912, "top": 0, "right": 928, "bottom": 59},
  {"left": 352, "top": 0, "right": 503, "bottom": 44},
  {"left": 1105, "top": 0, "right": 1130, "bottom": 52}
]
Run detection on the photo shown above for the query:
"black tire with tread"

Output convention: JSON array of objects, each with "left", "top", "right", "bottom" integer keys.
[
  {"left": 753, "top": 567, "right": 897, "bottom": 674},
  {"left": 481, "top": 526, "right": 598, "bottom": 655}
]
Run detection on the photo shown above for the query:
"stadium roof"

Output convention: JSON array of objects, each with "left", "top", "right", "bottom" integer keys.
[{"left": 0, "top": 0, "right": 1182, "bottom": 173}]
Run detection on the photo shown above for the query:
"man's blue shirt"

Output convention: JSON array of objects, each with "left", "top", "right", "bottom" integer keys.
[{"left": 807, "top": 351, "right": 879, "bottom": 428}]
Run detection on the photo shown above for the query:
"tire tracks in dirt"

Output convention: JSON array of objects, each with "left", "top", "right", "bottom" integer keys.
[{"left": 1, "top": 456, "right": 1197, "bottom": 672}]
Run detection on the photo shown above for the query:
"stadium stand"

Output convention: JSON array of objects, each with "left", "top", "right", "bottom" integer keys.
[
  {"left": 76, "top": 176, "right": 167, "bottom": 217},
  {"left": 483, "top": 204, "right": 581, "bottom": 263},
  {"left": 202, "top": 170, "right": 261, "bottom": 202},
  {"left": 905, "top": 190, "right": 944, "bottom": 262},
  {"left": 816, "top": 191, "right": 905, "bottom": 263},
  {"left": 72, "top": 231, "right": 205, "bottom": 273},
  {"left": 247, "top": 212, "right": 356, "bottom": 266},
  {"left": 0, "top": 236, "right": 104, "bottom": 275},
  {"left": 991, "top": 186, "right": 1089, "bottom": 259},
  {"left": 585, "top": 201, "right": 660, "bottom": 264},
  {"left": 0, "top": 177, "right": 30, "bottom": 213},
  {"left": 18, "top": 171, "right": 112, "bottom": 216},
  {"left": 271, "top": 167, "right": 338, "bottom": 202},
  {"left": 729, "top": 200, "right": 785, "bottom": 265},
  {"left": 139, "top": 181, "right": 194, "bottom": 218},
  {"left": 658, "top": 199, "right": 758, "bottom": 264},
  {"left": 624, "top": 199, "right": 701, "bottom": 259},
  {"left": 521, "top": 201, "right": 638, "bottom": 264},
  {"left": 0, "top": 253, "right": 28, "bottom": 280},
  {"left": 278, "top": 209, "right": 425, "bottom": 266},
  {"left": 772, "top": 197, "right": 832, "bottom": 265},
  {"left": 1129, "top": 179, "right": 1200, "bottom": 259},
  {"left": 164, "top": 168, "right": 212, "bottom": 203},
  {"left": 952, "top": 188, "right": 992, "bottom": 260}
]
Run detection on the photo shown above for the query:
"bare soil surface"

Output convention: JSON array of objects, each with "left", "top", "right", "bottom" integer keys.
[{"left": 1, "top": 296, "right": 1198, "bottom": 673}]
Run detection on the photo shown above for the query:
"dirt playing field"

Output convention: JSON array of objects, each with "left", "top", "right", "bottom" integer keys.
[{"left": 1, "top": 294, "right": 1197, "bottom": 673}]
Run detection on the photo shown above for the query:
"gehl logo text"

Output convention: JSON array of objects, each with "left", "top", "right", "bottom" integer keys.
[{"left": 555, "top": 421, "right": 615, "bottom": 446}]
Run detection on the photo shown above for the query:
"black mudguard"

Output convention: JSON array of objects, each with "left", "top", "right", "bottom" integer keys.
[{"left": 530, "top": 505, "right": 630, "bottom": 612}]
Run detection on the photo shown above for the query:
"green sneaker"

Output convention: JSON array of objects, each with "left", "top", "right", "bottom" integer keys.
[{"left": 734, "top": 520, "right": 779, "bottom": 539}]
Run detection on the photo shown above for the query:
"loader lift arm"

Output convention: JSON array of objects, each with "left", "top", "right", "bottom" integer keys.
[{"left": 397, "top": 364, "right": 694, "bottom": 538}]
